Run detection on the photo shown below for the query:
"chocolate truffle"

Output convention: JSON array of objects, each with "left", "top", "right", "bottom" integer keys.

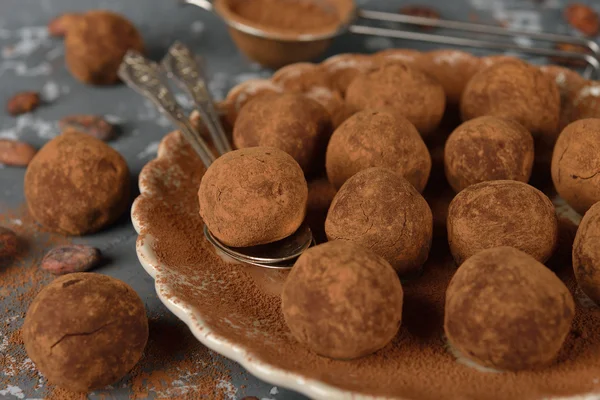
[
  {"left": 444, "top": 116, "right": 535, "bottom": 192},
  {"left": 461, "top": 60, "right": 560, "bottom": 139},
  {"left": 233, "top": 93, "right": 332, "bottom": 174},
  {"left": 65, "top": 10, "right": 144, "bottom": 85},
  {"left": 573, "top": 201, "right": 600, "bottom": 304},
  {"left": 372, "top": 48, "right": 422, "bottom": 67},
  {"left": 306, "top": 177, "right": 337, "bottom": 244},
  {"left": 24, "top": 131, "right": 130, "bottom": 235},
  {"left": 325, "top": 109, "right": 431, "bottom": 191},
  {"left": 479, "top": 54, "right": 519, "bottom": 68},
  {"left": 224, "top": 79, "right": 284, "bottom": 125},
  {"left": 552, "top": 118, "right": 600, "bottom": 215},
  {"left": 447, "top": 180, "right": 558, "bottom": 264},
  {"left": 282, "top": 240, "right": 403, "bottom": 360},
  {"left": 303, "top": 86, "right": 352, "bottom": 128},
  {"left": 198, "top": 147, "right": 308, "bottom": 247},
  {"left": 271, "top": 62, "right": 333, "bottom": 93},
  {"left": 539, "top": 65, "right": 586, "bottom": 134},
  {"left": 23, "top": 273, "right": 148, "bottom": 392},
  {"left": 325, "top": 168, "right": 433, "bottom": 275},
  {"left": 567, "top": 81, "right": 600, "bottom": 123},
  {"left": 445, "top": 246, "right": 574, "bottom": 371},
  {"left": 345, "top": 63, "right": 446, "bottom": 135},
  {"left": 418, "top": 50, "right": 481, "bottom": 105},
  {"left": 321, "top": 53, "right": 376, "bottom": 94}
]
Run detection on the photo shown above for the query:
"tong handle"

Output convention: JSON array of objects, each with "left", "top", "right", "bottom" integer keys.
[{"left": 118, "top": 50, "right": 216, "bottom": 167}]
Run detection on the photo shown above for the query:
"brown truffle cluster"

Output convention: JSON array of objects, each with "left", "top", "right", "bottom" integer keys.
[
  {"left": 233, "top": 93, "right": 332, "bottom": 174},
  {"left": 325, "top": 109, "right": 431, "bottom": 191},
  {"left": 461, "top": 60, "right": 560, "bottom": 139},
  {"left": 282, "top": 240, "right": 403, "bottom": 360},
  {"left": 24, "top": 131, "right": 130, "bottom": 235},
  {"left": 345, "top": 63, "right": 446, "bottom": 135},
  {"left": 325, "top": 168, "right": 432, "bottom": 276},
  {"left": 573, "top": 201, "right": 600, "bottom": 304},
  {"left": 447, "top": 180, "right": 558, "bottom": 264},
  {"left": 445, "top": 246, "right": 574, "bottom": 371},
  {"left": 444, "top": 116, "right": 535, "bottom": 192},
  {"left": 199, "top": 147, "right": 308, "bottom": 247},
  {"left": 65, "top": 10, "right": 144, "bottom": 85},
  {"left": 23, "top": 273, "right": 148, "bottom": 392},
  {"left": 552, "top": 118, "right": 600, "bottom": 215}
]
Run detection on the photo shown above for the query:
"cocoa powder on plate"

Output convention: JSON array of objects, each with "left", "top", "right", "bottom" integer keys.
[{"left": 134, "top": 130, "right": 600, "bottom": 400}]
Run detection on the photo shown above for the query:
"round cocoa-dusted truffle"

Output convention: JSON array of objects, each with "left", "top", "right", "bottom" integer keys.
[
  {"left": 552, "top": 118, "right": 600, "bottom": 215},
  {"left": 567, "top": 81, "right": 600, "bottom": 123},
  {"left": 372, "top": 48, "right": 422, "bottom": 67},
  {"left": 198, "top": 147, "right": 308, "bottom": 247},
  {"left": 461, "top": 60, "right": 560, "bottom": 139},
  {"left": 539, "top": 65, "right": 586, "bottom": 134},
  {"left": 345, "top": 63, "right": 446, "bottom": 135},
  {"left": 325, "top": 168, "right": 432, "bottom": 275},
  {"left": 479, "top": 54, "right": 519, "bottom": 68},
  {"left": 447, "top": 180, "right": 558, "bottom": 264},
  {"left": 65, "top": 10, "right": 144, "bottom": 85},
  {"left": 303, "top": 86, "right": 352, "bottom": 128},
  {"left": 223, "top": 79, "right": 284, "bottom": 125},
  {"left": 233, "top": 93, "right": 332, "bottom": 174},
  {"left": 24, "top": 131, "right": 130, "bottom": 235},
  {"left": 445, "top": 246, "right": 574, "bottom": 371},
  {"left": 418, "top": 50, "right": 481, "bottom": 105},
  {"left": 444, "top": 116, "right": 535, "bottom": 192},
  {"left": 282, "top": 240, "right": 403, "bottom": 360},
  {"left": 321, "top": 53, "right": 376, "bottom": 94},
  {"left": 23, "top": 273, "right": 148, "bottom": 392},
  {"left": 573, "top": 201, "right": 600, "bottom": 304},
  {"left": 325, "top": 109, "right": 431, "bottom": 191},
  {"left": 271, "top": 62, "right": 333, "bottom": 93}
]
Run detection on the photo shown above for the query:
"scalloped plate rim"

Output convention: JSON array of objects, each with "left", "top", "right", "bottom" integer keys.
[{"left": 130, "top": 134, "right": 389, "bottom": 400}]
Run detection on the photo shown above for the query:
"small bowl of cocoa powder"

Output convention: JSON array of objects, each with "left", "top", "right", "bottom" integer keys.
[{"left": 186, "top": 0, "right": 355, "bottom": 68}]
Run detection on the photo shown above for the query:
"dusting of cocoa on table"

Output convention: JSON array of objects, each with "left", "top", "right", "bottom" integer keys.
[
  {"left": 0, "top": 204, "right": 235, "bottom": 398},
  {"left": 134, "top": 131, "right": 600, "bottom": 399}
]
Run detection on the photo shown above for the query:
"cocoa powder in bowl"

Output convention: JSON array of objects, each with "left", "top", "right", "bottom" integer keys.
[
  {"left": 134, "top": 130, "right": 600, "bottom": 400},
  {"left": 213, "top": 0, "right": 355, "bottom": 67}
]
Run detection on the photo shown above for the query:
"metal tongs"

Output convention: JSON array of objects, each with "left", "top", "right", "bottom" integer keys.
[{"left": 118, "top": 42, "right": 313, "bottom": 269}]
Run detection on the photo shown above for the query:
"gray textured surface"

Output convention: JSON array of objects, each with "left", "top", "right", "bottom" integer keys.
[{"left": 0, "top": 0, "right": 598, "bottom": 398}]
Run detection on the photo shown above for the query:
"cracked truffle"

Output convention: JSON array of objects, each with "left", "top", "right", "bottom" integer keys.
[
  {"left": 198, "top": 147, "right": 308, "bottom": 247},
  {"left": 233, "top": 93, "right": 332, "bottom": 174},
  {"left": 325, "top": 168, "right": 432, "bottom": 275},
  {"left": 418, "top": 50, "right": 481, "bottom": 105},
  {"left": 65, "top": 10, "right": 144, "bottom": 85},
  {"left": 23, "top": 273, "right": 148, "bottom": 392},
  {"left": 551, "top": 118, "right": 600, "bottom": 215},
  {"left": 345, "top": 63, "right": 446, "bottom": 135},
  {"left": 325, "top": 109, "right": 431, "bottom": 191},
  {"left": 447, "top": 180, "right": 558, "bottom": 264},
  {"left": 461, "top": 60, "right": 560, "bottom": 139},
  {"left": 445, "top": 246, "right": 574, "bottom": 371},
  {"left": 444, "top": 116, "right": 535, "bottom": 192},
  {"left": 24, "top": 131, "right": 130, "bottom": 235},
  {"left": 573, "top": 201, "right": 600, "bottom": 304},
  {"left": 282, "top": 240, "right": 403, "bottom": 360}
]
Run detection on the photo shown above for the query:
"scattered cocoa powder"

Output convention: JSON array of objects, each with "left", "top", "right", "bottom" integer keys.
[
  {"left": 0, "top": 203, "right": 237, "bottom": 398},
  {"left": 133, "top": 130, "right": 600, "bottom": 399},
  {"left": 7, "top": 91, "right": 40, "bottom": 116}
]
